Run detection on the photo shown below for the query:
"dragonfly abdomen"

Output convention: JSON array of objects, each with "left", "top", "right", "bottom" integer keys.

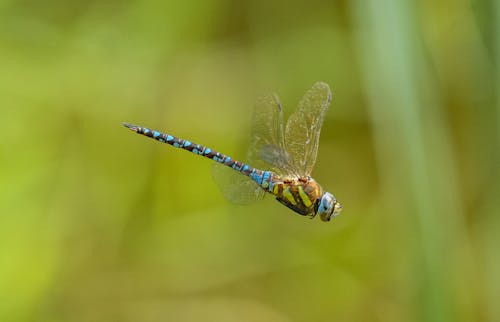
[
  {"left": 123, "top": 123, "right": 276, "bottom": 191},
  {"left": 249, "top": 169, "right": 277, "bottom": 193},
  {"left": 124, "top": 123, "right": 243, "bottom": 165}
]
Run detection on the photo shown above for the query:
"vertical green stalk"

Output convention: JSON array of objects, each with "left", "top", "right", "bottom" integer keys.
[
  {"left": 485, "top": 1, "right": 500, "bottom": 321},
  {"left": 351, "top": 0, "right": 460, "bottom": 321}
]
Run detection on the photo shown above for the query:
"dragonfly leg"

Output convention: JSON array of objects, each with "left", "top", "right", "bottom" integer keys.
[{"left": 307, "top": 212, "right": 317, "bottom": 219}]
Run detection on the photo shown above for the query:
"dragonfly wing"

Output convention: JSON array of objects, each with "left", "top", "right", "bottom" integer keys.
[
  {"left": 285, "top": 82, "right": 332, "bottom": 176},
  {"left": 248, "top": 92, "right": 296, "bottom": 176},
  {"left": 258, "top": 144, "right": 293, "bottom": 173},
  {"left": 211, "top": 163, "right": 265, "bottom": 204}
]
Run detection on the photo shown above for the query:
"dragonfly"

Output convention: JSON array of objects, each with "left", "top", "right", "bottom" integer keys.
[{"left": 123, "top": 82, "right": 342, "bottom": 222}]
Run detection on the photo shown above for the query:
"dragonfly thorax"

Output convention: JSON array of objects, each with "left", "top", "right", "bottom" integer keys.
[{"left": 272, "top": 176, "right": 320, "bottom": 217}]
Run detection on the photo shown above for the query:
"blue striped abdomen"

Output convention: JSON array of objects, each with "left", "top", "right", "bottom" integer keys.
[{"left": 123, "top": 123, "right": 276, "bottom": 192}]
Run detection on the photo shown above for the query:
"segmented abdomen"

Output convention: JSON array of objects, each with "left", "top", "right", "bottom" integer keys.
[{"left": 123, "top": 123, "right": 277, "bottom": 192}]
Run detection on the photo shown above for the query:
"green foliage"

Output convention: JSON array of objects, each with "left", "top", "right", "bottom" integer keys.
[{"left": 0, "top": 1, "right": 498, "bottom": 321}]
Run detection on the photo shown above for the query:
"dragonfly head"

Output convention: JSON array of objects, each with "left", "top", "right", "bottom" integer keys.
[{"left": 316, "top": 192, "right": 342, "bottom": 222}]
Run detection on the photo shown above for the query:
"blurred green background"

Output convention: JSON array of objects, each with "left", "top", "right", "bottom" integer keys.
[{"left": 1, "top": 1, "right": 499, "bottom": 321}]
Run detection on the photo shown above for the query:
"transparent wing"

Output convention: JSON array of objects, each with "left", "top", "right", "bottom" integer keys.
[
  {"left": 211, "top": 163, "right": 265, "bottom": 204},
  {"left": 247, "top": 92, "right": 297, "bottom": 176},
  {"left": 285, "top": 82, "right": 332, "bottom": 176}
]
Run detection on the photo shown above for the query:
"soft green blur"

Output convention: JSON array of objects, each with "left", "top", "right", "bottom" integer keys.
[{"left": 1, "top": 1, "right": 498, "bottom": 321}]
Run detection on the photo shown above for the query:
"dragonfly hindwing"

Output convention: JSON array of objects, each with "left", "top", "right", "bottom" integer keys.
[{"left": 211, "top": 162, "right": 265, "bottom": 204}]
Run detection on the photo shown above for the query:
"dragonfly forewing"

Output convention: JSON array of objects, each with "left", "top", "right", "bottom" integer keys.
[{"left": 285, "top": 82, "right": 332, "bottom": 176}]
